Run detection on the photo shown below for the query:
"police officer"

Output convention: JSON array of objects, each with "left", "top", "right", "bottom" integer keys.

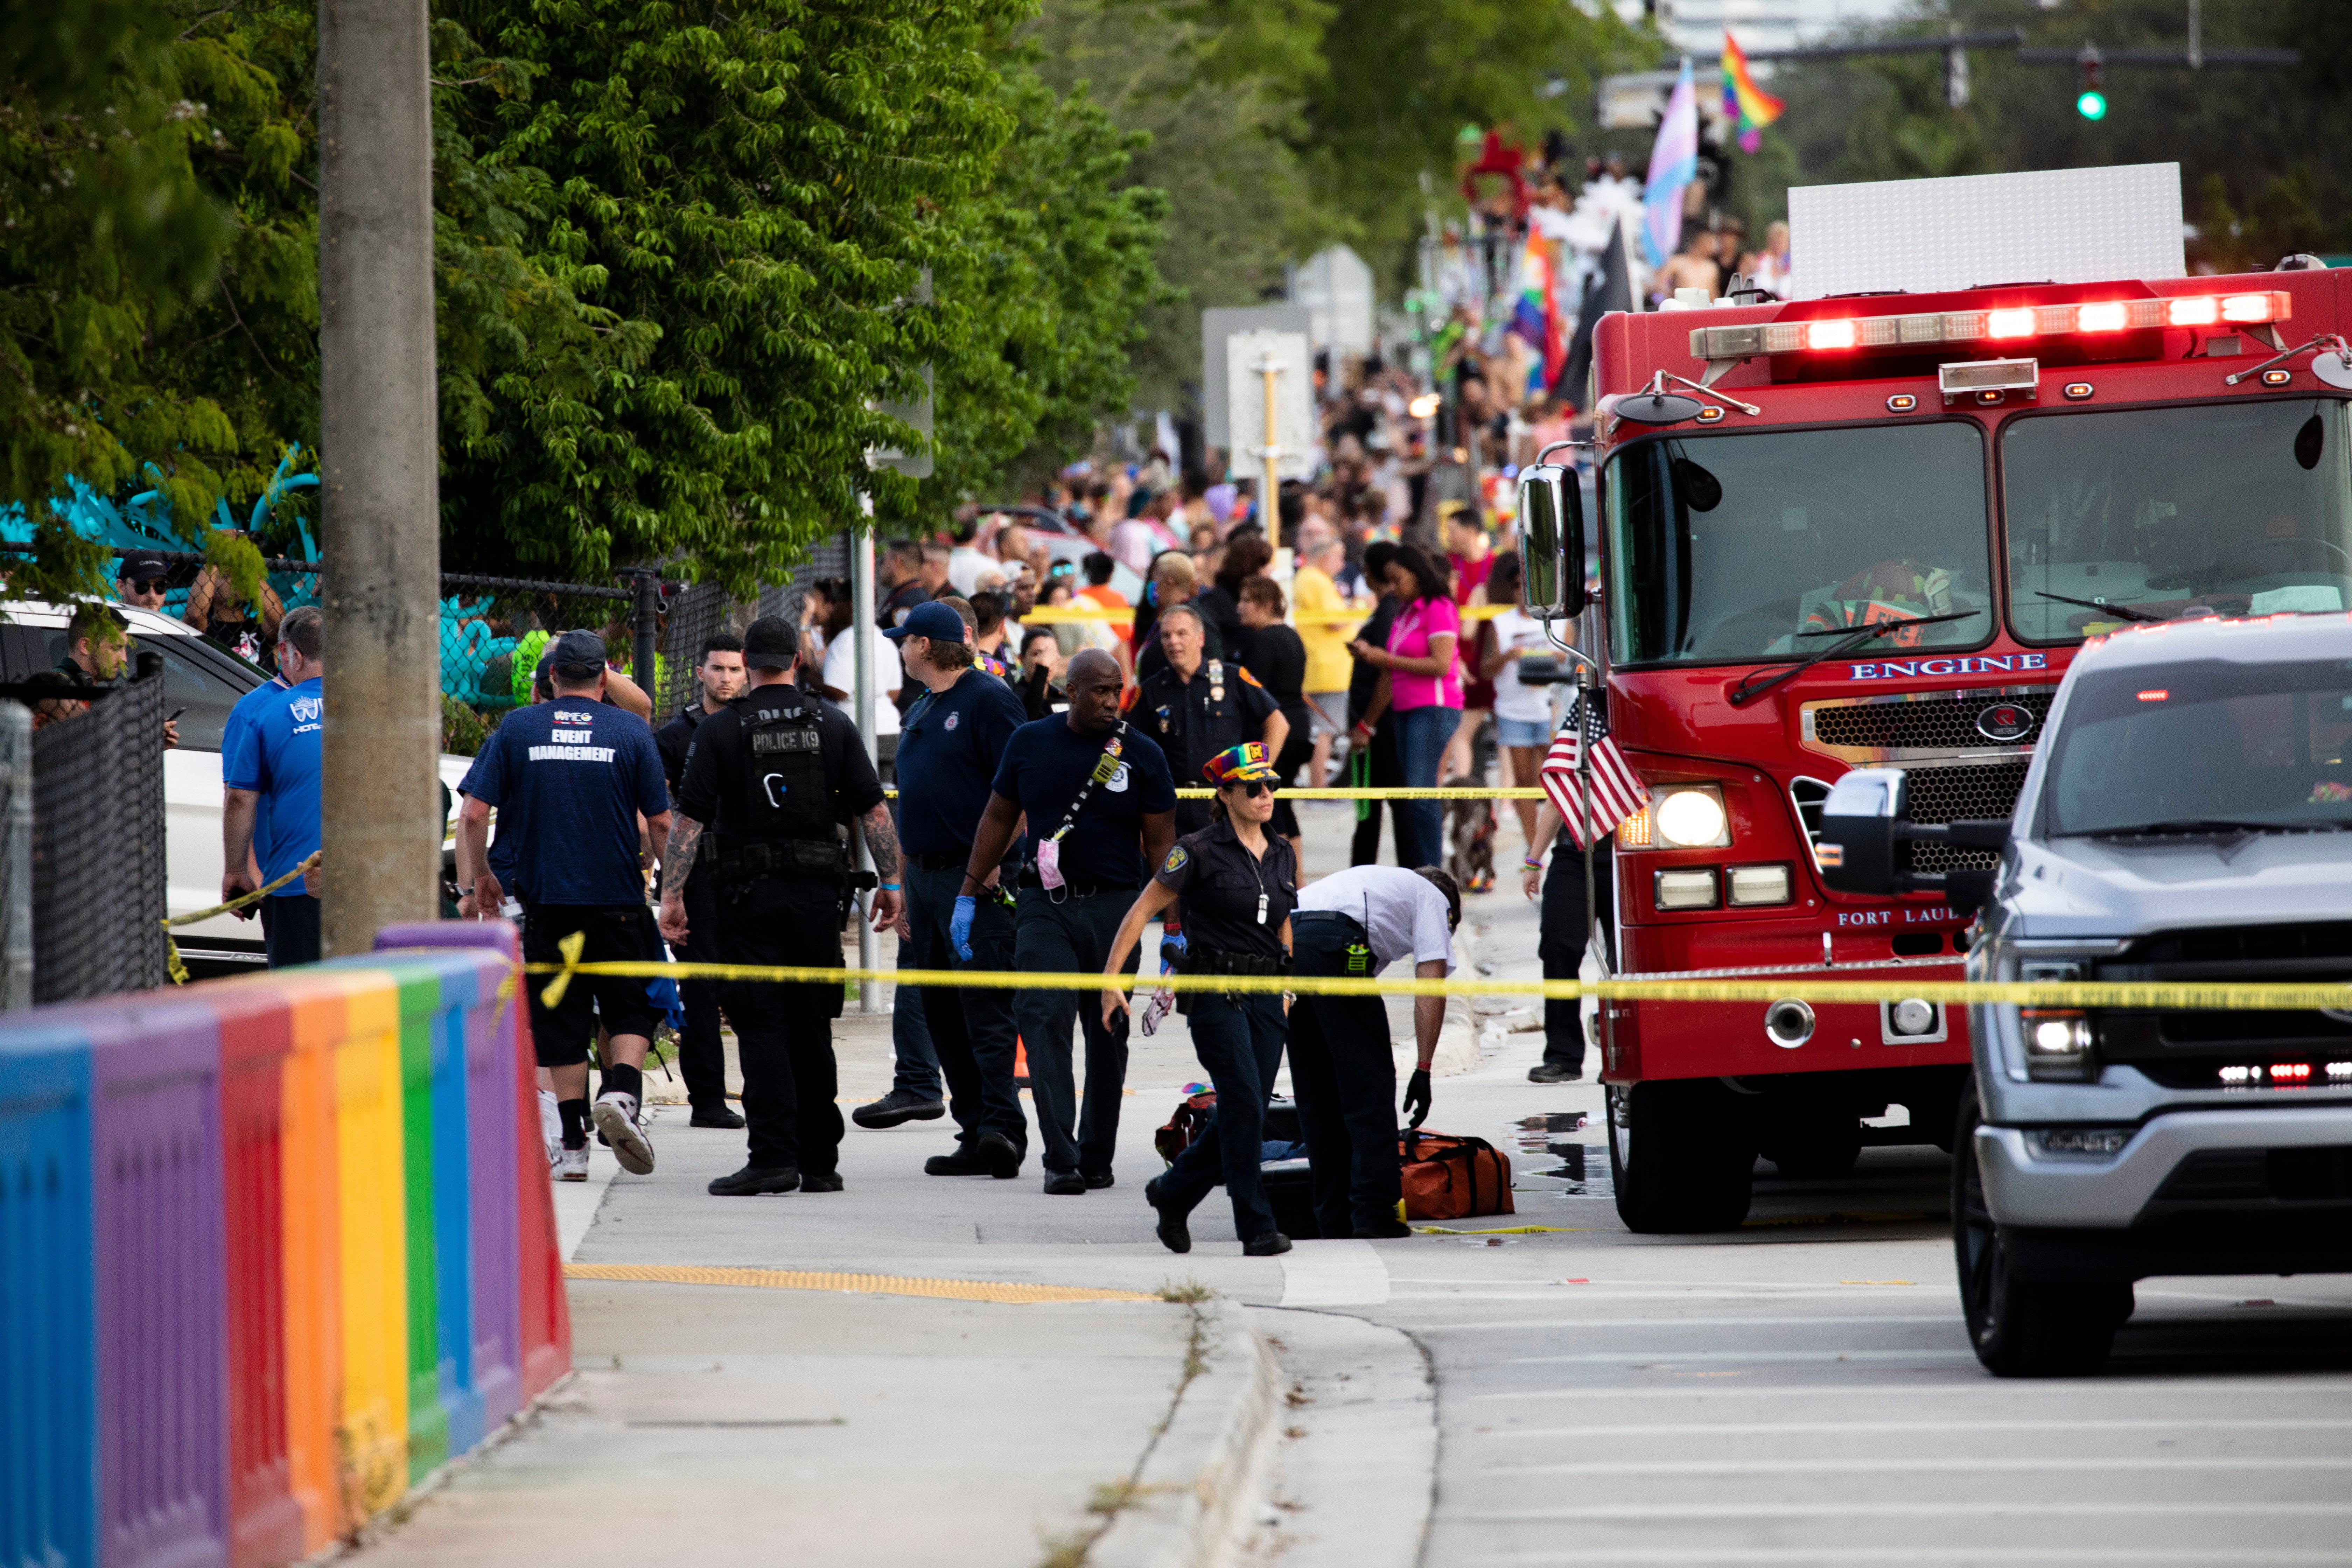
[
  {"left": 1287, "top": 863, "right": 1460, "bottom": 1240},
  {"left": 1127, "top": 603, "right": 1287, "bottom": 833},
  {"left": 1102, "top": 743, "right": 1297, "bottom": 1257},
  {"left": 660, "top": 617, "right": 903, "bottom": 1196},
  {"left": 958, "top": 648, "right": 1176, "bottom": 1194},
  {"left": 458, "top": 630, "right": 675, "bottom": 1181},
  {"left": 653, "top": 631, "right": 750, "bottom": 1129},
  {"left": 877, "top": 601, "right": 1031, "bottom": 1177}
]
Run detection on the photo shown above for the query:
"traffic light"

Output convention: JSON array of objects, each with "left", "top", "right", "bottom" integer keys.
[{"left": 2076, "top": 49, "right": 2106, "bottom": 120}]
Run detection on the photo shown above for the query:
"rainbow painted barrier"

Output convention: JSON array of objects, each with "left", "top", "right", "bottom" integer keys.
[{"left": 0, "top": 921, "right": 569, "bottom": 1568}]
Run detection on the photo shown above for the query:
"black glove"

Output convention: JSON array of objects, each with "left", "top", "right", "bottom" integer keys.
[{"left": 1403, "top": 1068, "right": 1432, "bottom": 1129}]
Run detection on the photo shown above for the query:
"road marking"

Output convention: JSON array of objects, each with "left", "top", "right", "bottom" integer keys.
[
  {"left": 1474, "top": 1501, "right": 2352, "bottom": 1519},
  {"left": 1280, "top": 1238, "right": 1391, "bottom": 1306},
  {"left": 563, "top": 1263, "right": 1156, "bottom": 1305},
  {"left": 1478, "top": 1418, "right": 2352, "bottom": 1438},
  {"left": 1485, "top": 1455, "right": 2352, "bottom": 1476},
  {"left": 1465, "top": 1378, "right": 2352, "bottom": 1400},
  {"left": 1504, "top": 1349, "right": 1980, "bottom": 1364},
  {"left": 1457, "top": 1551, "right": 2352, "bottom": 1564},
  {"left": 1413, "top": 1315, "right": 1960, "bottom": 1330}
]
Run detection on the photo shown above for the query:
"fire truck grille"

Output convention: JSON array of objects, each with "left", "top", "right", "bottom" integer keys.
[
  {"left": 1809, "top": 690, "right": 2054, "bottom": 754},
  {"left": 1900, "top": 760, "right": 2033, "bottom": 874}
]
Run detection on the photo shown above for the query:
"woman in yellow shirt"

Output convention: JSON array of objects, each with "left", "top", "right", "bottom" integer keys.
[{"left": 1290, "top": 524, "right": 1358, "bottom": 786}]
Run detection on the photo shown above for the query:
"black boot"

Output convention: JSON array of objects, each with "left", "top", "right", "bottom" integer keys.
[{"left": 708, "top": 1164, "right": 800, "bottom": 1196}]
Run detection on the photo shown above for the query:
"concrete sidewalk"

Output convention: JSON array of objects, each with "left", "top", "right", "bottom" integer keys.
[{"left": 348, "top": 801, "right": 1450, "bottom": 1568}]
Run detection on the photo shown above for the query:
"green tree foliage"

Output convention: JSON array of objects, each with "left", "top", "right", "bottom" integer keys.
[
  {"left": 922, "top": 56, "right": 1173, "bottom": 508},
  {"left": 1745, "top": 0, "right": 2348, "bottom": 262},
  {"left": 8, "top": 0, "right": 1177, "bottom": 590},
  {"left": 0, "top": 0, "right": 265, "bottom": 597},
  {"left": 1294, "top": 0, "right": 1648, "bottom": 275},
  {"left": 1028, "top": 0, "right": 1329, "bottom": 408}
]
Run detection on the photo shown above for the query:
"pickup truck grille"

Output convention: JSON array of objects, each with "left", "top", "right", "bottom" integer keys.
[
  {"left": 1900, "top": 759, "right": 2033, "bottom": 874},
  {"left": 2094, "top": 922, "right": 2352, "bottom": 1075},
  {"left": 2157, "top": 1147, "right": 2352, "bottom": 1203}
]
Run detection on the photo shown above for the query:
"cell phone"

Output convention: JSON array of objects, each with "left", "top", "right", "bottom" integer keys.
[{"left": 167, "top": 706, "right": 188, "bottom": 722}]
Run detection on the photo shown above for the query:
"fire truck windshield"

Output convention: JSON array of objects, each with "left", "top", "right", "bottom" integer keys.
[
  {"left": 1604, "top": 422, "right": 1993, "bottom": 666},
  {"left": 2004, "top": 399, "right": 2352, "bottom": 643}
]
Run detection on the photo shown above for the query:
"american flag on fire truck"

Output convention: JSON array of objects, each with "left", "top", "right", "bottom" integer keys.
[{"left": 1539, "top": 695, "right": 1649, "bottom": 850}]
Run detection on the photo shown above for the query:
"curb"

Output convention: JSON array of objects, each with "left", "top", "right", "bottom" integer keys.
[{"left": 1091, "top": 1297, "right": 1282, "bottom": 1568}]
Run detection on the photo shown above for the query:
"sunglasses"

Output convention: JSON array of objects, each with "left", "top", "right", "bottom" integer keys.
[{"left": 1224, "top": 779, "right": 1278, "bottom": 798}]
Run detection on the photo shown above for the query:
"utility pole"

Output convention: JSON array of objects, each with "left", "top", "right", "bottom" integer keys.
[
  {"left": 850, "top": 518, "right": 878, "bottom": 1013},
  {"left": 1253, "top": 350, "right": 1284, "bottom": 529},
  {"left": 316, "top": 0, "right": 440, "bottom": 955}
]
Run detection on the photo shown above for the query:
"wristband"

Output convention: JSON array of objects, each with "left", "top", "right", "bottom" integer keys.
[
  {"left": 878, "top": 882, "right": 901, "bottom": 892},
  {"left": 1521, "top": 856, "right": 1545, "bottom": 869}
]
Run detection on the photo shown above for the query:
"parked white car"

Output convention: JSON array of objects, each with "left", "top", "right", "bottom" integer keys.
[{"left": 1, "top": 602, "right": 472, "bottom": 975}]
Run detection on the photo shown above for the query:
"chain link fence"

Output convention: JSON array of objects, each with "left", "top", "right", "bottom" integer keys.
[
  {"left": 27, "top": 654, "right": 167, "bottom": 1002},
  {"left": 107, "top": 551, "right": 756, "bottom": 752}
]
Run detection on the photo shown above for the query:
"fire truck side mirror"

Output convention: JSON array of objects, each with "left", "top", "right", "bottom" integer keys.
[
  {"left": 1816, "top": 767, "right": 1907, "bottom": 894},
  {"left": 1517, "top": 463, "right": 1586, "bottom": 618}
]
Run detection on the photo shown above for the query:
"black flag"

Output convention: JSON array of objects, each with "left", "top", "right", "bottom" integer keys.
[{"left": 1558, "top": 216, "right": 1634, "bottom": 414}]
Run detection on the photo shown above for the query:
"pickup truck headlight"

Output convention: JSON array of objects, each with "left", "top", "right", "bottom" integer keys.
[{"left": 2022, "top": 1008, "right": 2096, "bottom": 1082}]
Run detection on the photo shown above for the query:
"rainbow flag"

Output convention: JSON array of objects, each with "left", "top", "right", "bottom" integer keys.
[
  {"left": 1721, "top": 33, "right": 1784, "bottom": 154},
  {"left": 1510, "top": 240, "right": 1566, "bottom": 393}
]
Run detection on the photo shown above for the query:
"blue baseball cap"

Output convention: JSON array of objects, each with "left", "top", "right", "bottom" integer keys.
[{"left": 882, "top": 600, "right": 967, "bottom": 644}]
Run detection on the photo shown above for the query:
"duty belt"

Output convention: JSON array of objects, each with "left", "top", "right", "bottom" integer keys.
[
  {"left": 1175, "top": 947, "right": 1292, "bottom": 979},
  {"left": 711, "top": 839, "right": 875, "bottom": 888}
]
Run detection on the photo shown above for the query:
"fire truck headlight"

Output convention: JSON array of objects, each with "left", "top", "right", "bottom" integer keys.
[{"left": 1653, "top": 786, "right": 1731, "bottom": 848}]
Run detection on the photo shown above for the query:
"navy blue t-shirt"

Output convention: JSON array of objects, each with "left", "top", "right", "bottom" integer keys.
[
  {"left": 896, "top": 668, "right": 1031, "bottom": 855},
  {"left": 460, "top": 699, "right": 670, "bottom": 906},
  {"left": 989, "top": 715, "right": 1177, "bottom": 889}
]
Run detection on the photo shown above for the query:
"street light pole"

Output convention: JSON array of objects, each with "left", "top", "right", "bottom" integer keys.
[{"left": 317, "top": 0, "right": 440, "bottom": 956}]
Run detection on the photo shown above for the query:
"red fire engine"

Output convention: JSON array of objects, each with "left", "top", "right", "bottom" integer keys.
[{"left": 1516, "top": 166, "right": 2352, "bottom": 1232}]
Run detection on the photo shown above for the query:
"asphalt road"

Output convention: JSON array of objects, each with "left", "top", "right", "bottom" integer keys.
[{"left": 597, "top": 796, "right": 2352, "bottom": 1567}]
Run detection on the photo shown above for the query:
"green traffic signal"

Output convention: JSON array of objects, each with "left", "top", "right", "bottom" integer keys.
[{"left": 2077, "top": 89, "right": 2107, "bottom": 120}]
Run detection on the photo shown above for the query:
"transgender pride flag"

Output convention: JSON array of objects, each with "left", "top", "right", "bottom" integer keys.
[{"left": 1641, "top": 59, "right": 1698, "bottom": 271}]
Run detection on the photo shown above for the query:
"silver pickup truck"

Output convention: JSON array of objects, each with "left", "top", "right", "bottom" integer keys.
[{"left": 1820, "top": 614, "right": 2352, "bottom": 1376}]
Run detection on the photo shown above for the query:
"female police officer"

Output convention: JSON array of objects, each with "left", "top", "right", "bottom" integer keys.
[{"left": 1101, "top": 743, "right": 1296, "bottom": 1258}]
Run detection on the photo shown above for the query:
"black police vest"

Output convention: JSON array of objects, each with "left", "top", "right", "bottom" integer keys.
[{"left": 738, "top": 695, "right": 834, "bottom": 843}]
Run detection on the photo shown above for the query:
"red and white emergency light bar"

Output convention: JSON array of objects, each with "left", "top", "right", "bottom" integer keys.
[{"left": 1691, "top": 289, "right": 2292, "bottom": 360}]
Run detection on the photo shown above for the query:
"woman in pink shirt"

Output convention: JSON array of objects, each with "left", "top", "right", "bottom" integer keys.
[{"left": 1349, "top": 544, "right": 1461, "bottom": 868}]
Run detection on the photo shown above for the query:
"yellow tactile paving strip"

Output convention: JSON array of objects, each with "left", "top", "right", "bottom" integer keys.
[{"left": 564, "top": 1262, "right": 1158, "bottom": 1304}]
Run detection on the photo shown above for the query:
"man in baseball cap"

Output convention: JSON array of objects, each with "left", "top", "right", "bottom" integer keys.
[{"left": 115, "top": 551, "right": 171, "bottom": 612}]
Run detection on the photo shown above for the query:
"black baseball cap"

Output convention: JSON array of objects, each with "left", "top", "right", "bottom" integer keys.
[
  {"left": 117, "top": 551, "right": 169, "bottom": 583},
  {"left": 742, "top": 615, "right": 801, "bottom": 671},
  {"left": 542, "top": 629, "right": 609, "bottom": 678}
]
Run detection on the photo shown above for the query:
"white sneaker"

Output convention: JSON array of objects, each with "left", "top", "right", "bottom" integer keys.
[
  {"left": 593, "top": 1092, "right": 655, "bottom": 1175},
  {"left": 557, "top": 1145, "right": 590, "bottom": 1182},
  {"left": 539, "top": 1089, "right": 562, "bottom": 1167}
]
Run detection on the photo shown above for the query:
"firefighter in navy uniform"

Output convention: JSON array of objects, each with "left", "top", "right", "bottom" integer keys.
[
  {"left": 660, "top": 617, "right": 905, "bottom": 1196},
  {"left": 1127, "top": 603, "right": 1288, "bottom": 833}
]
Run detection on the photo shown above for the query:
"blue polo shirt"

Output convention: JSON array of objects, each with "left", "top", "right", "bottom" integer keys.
[
  {"left": 896, "top": 668, "right": 1031, "bottom": 855},
  {"left": 222, "top": 678, "right": 324, "bottom": 892},
  {"left": 459, "top": 699, "right": 670, "bottom": 906},
  {"left": 219, "top": 674, "right": 289, "bottom": 877},
  {"left": 990, "top": 715, "right": 1177, "bottom": 889}
]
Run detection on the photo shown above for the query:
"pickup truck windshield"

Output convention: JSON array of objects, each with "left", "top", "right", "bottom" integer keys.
[
  {"left": 1605, "top": 422, "right": 1993, "bottom": 666},
  {"left": 2004, "top": 399, "right": 2352, "bottom": 643},
  {"left": 2042, "top": 659, "right": 2352, "bottom": 836}
]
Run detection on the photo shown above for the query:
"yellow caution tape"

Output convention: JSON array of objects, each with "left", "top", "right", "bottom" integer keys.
[
  {"left": 521, "top": 948, "right": 2352, "bottom": 1015},
  {"left": 164, "top": 852, "right": 321, "bottom": 928},
  {"left": 160, "top": 851, "right": 324, "bottom": 986},
  {"left": 879, "top": 786, "right": 1547, "bottom": 800}
]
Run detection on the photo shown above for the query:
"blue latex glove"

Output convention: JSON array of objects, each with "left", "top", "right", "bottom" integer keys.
[
  {"left": 952, "top": 895, "right": 978, "bottom": 960},
  {"left": 1158, "top": 922, "right": 1187, "bottom": 969}
]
